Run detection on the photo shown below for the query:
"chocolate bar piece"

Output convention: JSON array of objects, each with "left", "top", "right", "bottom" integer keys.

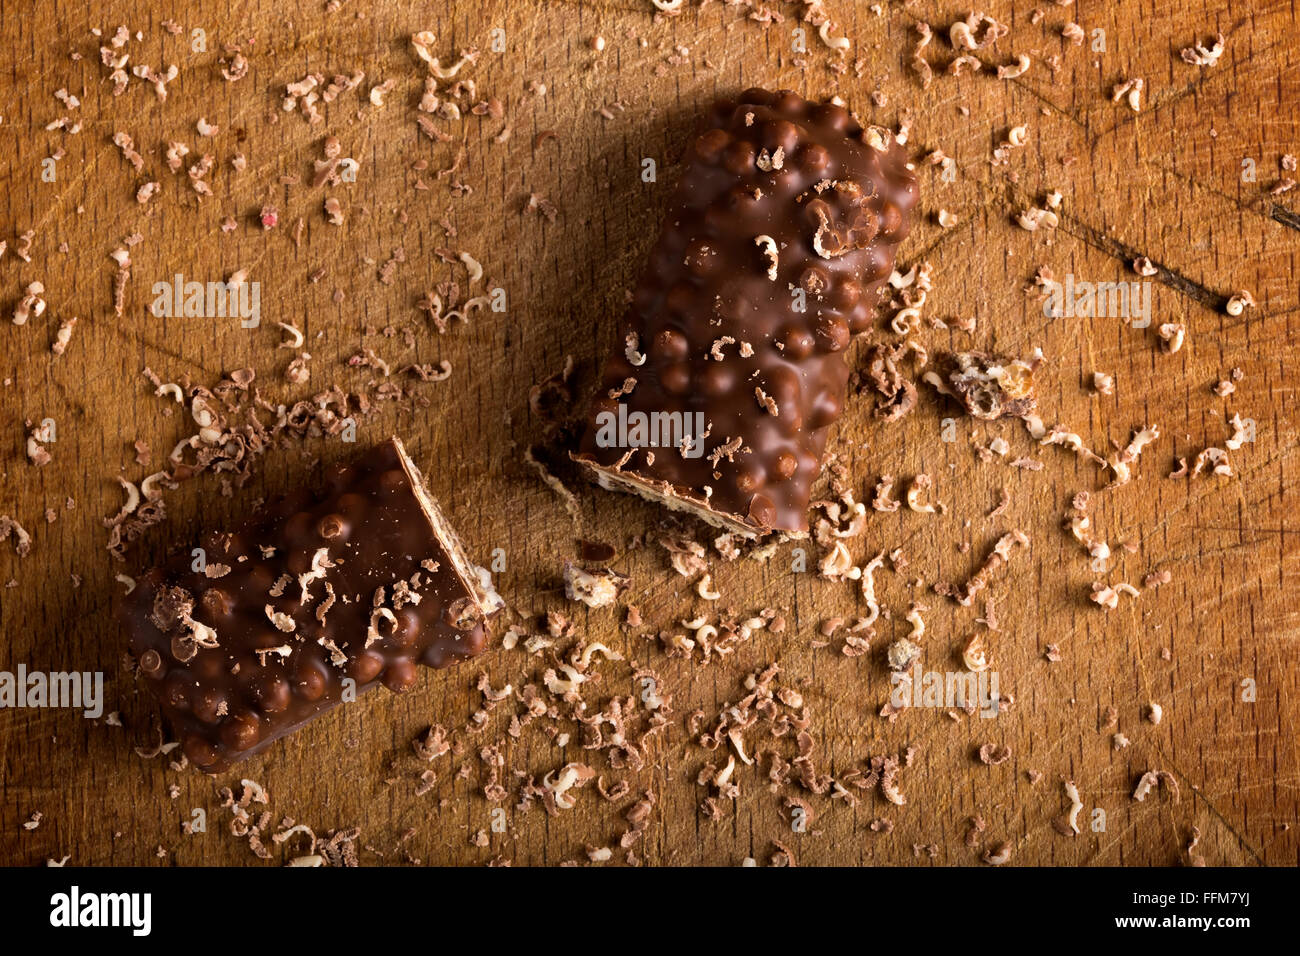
[
  {"left": 121, "top": 437, "right": 501, "bottom": 773},
  {"left": 573, "top": 89, "right": 919, "bottom": 536}
]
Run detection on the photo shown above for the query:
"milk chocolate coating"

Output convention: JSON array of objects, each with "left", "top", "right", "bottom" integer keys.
[
  {"left": 121, "top": 437, "right": 498, "bottom": 773},
  {"left": 574, "top": 89, "right": 918, "bottom": 535}
]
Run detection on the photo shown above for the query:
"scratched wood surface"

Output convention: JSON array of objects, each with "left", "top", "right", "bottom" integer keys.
[{"left": 0, "top": 0, "right": 1295, "bottom": 866}]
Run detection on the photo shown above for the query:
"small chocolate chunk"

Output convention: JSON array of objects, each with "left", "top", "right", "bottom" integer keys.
[{"left": 927, "top": 351, "right": 1039, "bottom": 421}]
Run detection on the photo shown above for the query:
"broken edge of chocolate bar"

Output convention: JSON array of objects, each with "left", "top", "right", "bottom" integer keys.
[
  {"left": 583, "top": 462, "right": 773, "bottom": 538},
  {"left": 120, "top": 436, "right": 503, "bottom": 773},
  {"left": 572, "top": 88, "right": 919, "bottom": 538},
  {"left": 391, "top": 435, "right": 504, "bottom": 617}
]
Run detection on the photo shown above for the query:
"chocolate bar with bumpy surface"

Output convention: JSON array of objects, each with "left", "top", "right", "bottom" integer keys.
[
  {"left": 573, "top": 88, "right": 919, "bottom": 536},
  {"left": 121, "top": 437, "right": 502, "bottom": 773}
]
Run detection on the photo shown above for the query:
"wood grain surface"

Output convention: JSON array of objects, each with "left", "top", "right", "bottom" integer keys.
[{"left": 0, "top": 0, "right": 1296, "bottom": 867}]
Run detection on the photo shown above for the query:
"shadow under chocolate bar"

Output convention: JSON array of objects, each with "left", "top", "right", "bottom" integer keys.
[
  {"left": 120, "top": 437, "right": 502, "bottom": 773},
  {"left": 574, "top": 88, "right": 919, "bottom": 536}
]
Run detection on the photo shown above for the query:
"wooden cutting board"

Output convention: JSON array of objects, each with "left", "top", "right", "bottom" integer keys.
[{"left": 0, "top": 0, "right": 1295, "bottom": 866}]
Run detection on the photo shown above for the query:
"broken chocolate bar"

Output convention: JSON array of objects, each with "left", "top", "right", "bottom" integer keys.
[
  {"left": 120, "top": 437, "right": 501, "bottom": 773},
  {"left": 573, "top": 88, "right": 919, "bottom": 536}
]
